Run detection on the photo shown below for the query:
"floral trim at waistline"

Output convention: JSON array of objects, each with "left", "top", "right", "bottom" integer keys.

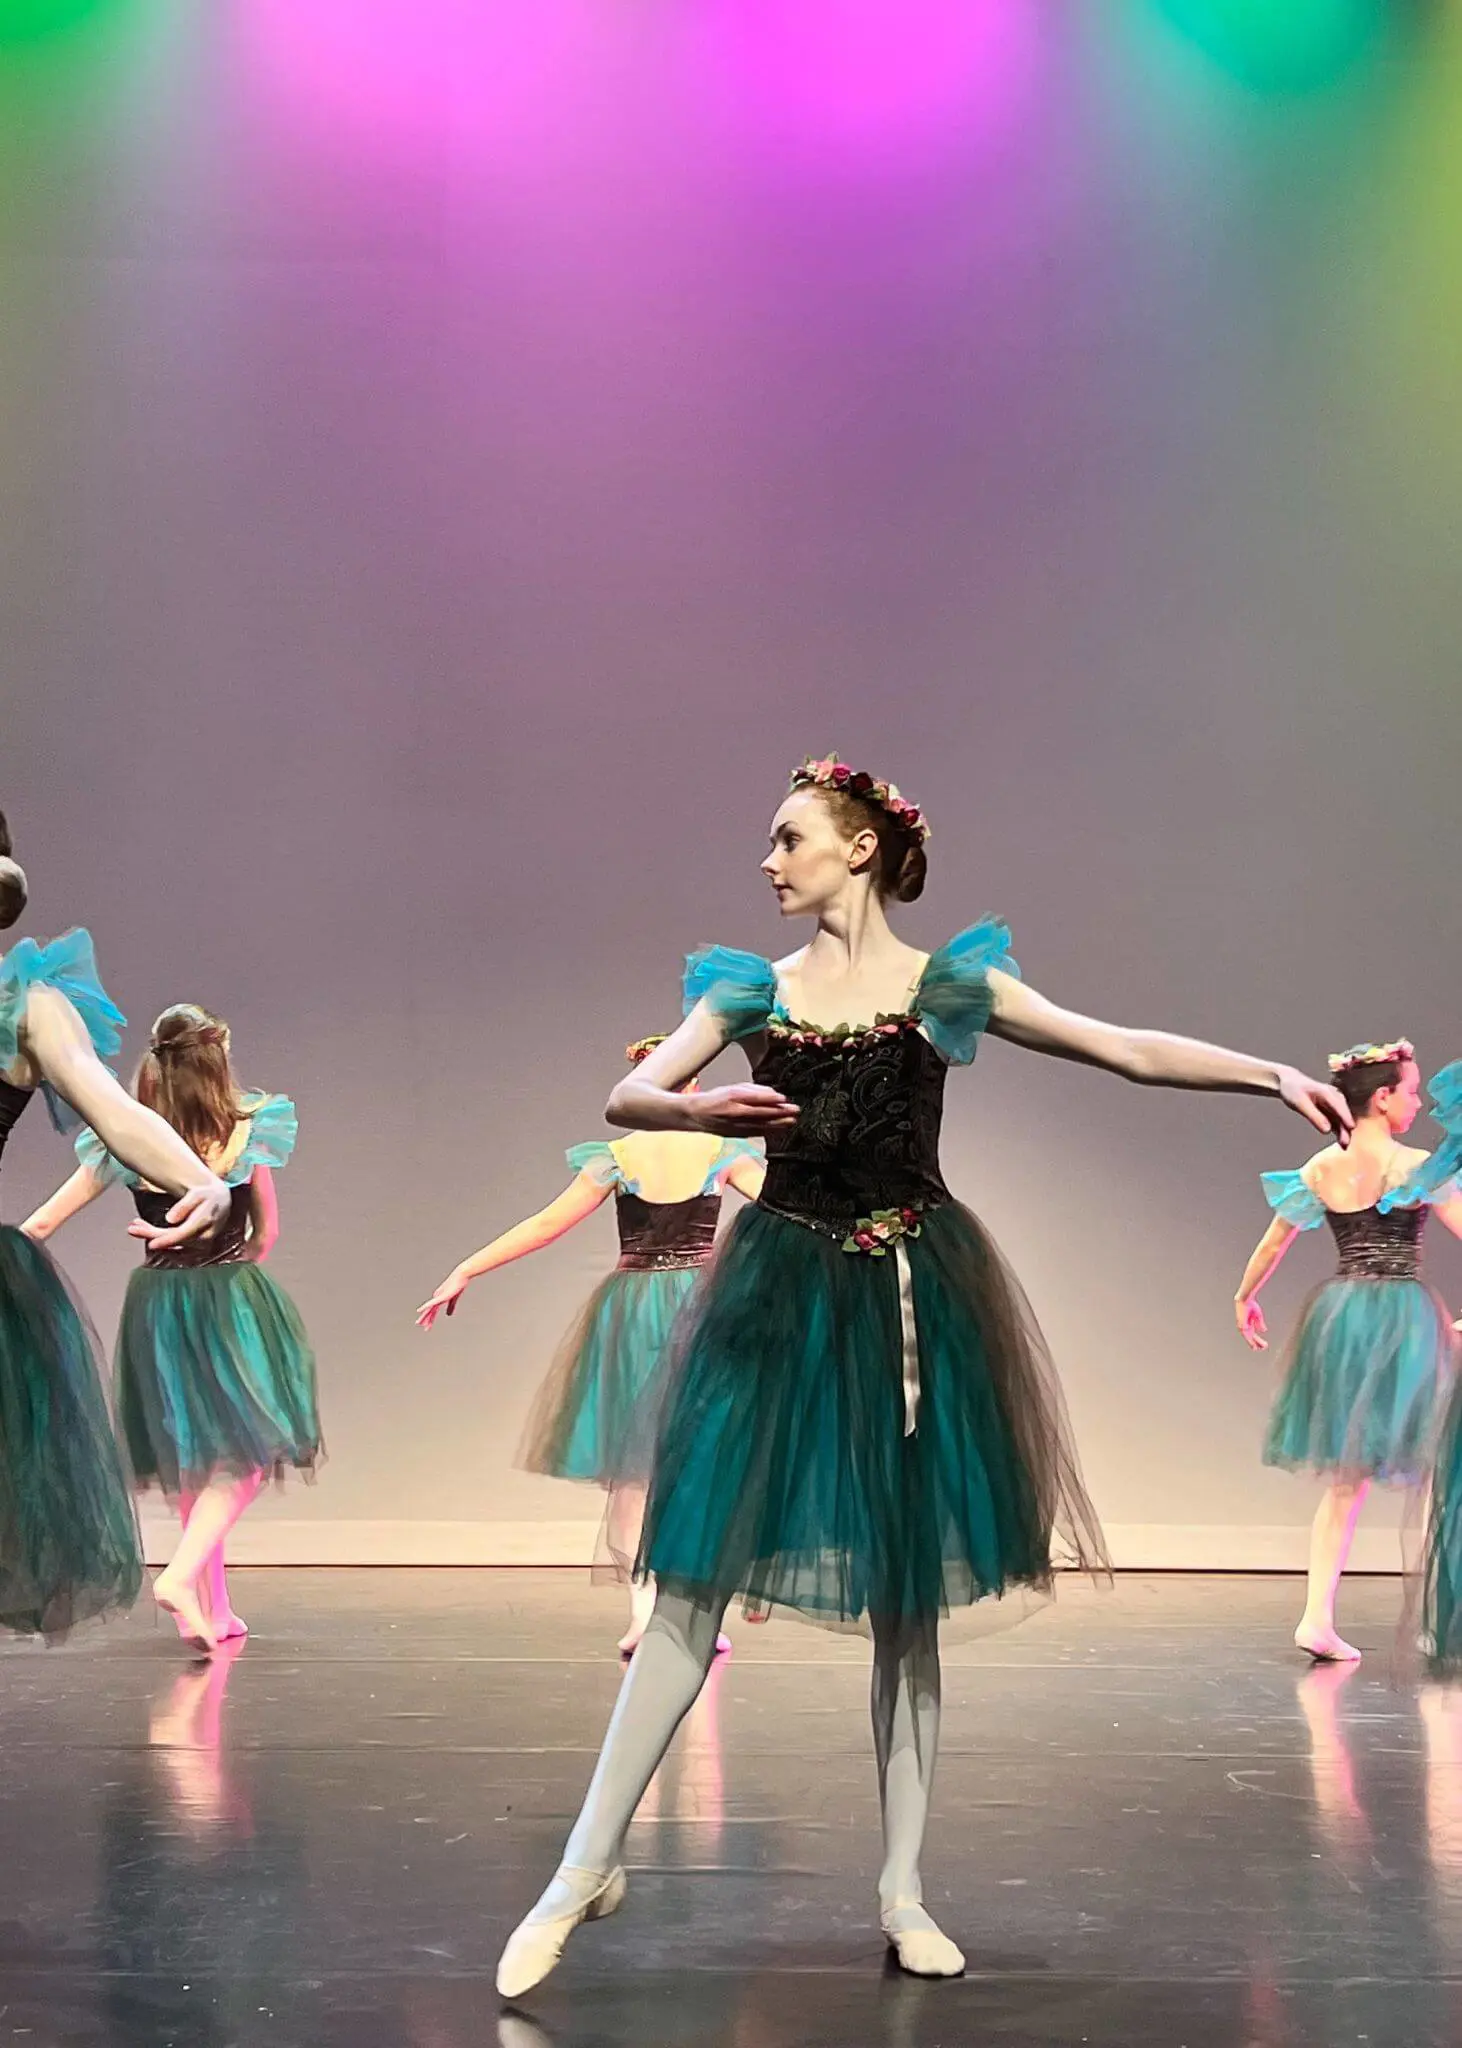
[
  {"left": 843, "top": 1205, "right": 924, "bottom": 1256},
  {"left": 756, "top": 1194, "right": 934, "bottom": 1255},
  {"left": 767, "top": 1012, "right": 922, "bottom": 1051}
]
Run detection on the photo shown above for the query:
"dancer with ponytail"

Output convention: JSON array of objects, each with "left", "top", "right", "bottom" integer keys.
[
  {"left": 495, "top": 753, "right": 1353, "bottom": 1994},
  {"left": 1236, "top": 1041, "right": 1462, "bottom": 1664},
  {"left": 417, "top": 1035, "right": 763, "bottom": 1654},
  {"left": 0, "top": 812, "right": 230, "bottom": 1639},
  {"left": 26, "top": 1003, "right": 319, "bottom": 1652}
]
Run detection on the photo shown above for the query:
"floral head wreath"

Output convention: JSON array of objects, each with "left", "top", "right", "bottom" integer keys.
[
  {"left": 789, "top": 755, "right": 930, "bottom": 845},
  {"left": 625, "top": 1034, "right": 668, "bottom": 1066},
  {"left": 1328, "top": 1037, "right": 1414, "bottom": 1076}
]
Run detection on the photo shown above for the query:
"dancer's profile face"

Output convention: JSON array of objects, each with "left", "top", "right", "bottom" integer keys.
[
  {"left": 761, "top": 790, "right": 867, "bottom": 918},
  {"left": 1378, "top": 1060, "right": 1423, "bottom": 1133}
]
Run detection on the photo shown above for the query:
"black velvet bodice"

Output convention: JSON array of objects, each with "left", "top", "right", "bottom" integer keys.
[
  {"left": 752, "top": 1018, "right": 951, "bottom": 1236},
  {"left": 0, "top": 1076, "right": 33, "bottom": 1174},
  {"left": 132, "top": 1183, "right": 254, "bottom": 1270},
  {"left": 615, "top": 1191, "right": 720, "bottom": 1272},
  {"left": 1328, "top": 1204, "right": 1427, "bottom": 1281}
]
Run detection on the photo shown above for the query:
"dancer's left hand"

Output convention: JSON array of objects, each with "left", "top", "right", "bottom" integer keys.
[{"left": 1276, "top": 1067, "right": 1352, "bottom": 1143}]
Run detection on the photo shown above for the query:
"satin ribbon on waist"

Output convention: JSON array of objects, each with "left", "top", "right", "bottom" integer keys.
[{"left": 894, "top": 1237, "right": 921, "bottom": 1437}]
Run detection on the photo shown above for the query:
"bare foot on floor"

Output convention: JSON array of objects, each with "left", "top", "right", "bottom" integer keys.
[
  {"left": 1295, "top": 1623, "right": 1362, "bottom": 1663},
  {"left": 153, "top": 1574, "right": 219, "bottom": 1653}
]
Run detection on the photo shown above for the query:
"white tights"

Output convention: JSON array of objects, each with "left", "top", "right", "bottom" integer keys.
[{"left": 527, "top": 1588, "right": 943, "bottom": 1921}]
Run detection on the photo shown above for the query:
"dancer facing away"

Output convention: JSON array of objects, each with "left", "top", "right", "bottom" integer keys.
[
  {"left": 25, "top": 1003, "right": 321, "bottom": 1654},
  {"left": 495, "top": 753, "right": 1353, "bottom": 1996},
  {"left": 0, "top": 818, "right": 231, "bottom": 1638},
  {"left": 417, "top": 1036, "right": 764, "bottom": 1654},
  {"left": 1235, "top": 1042, "right": 1462, "bottom": 1664}
]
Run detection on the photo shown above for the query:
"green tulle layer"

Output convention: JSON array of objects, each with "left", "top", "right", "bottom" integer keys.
[
  {"left": 0, "top": 1225, "right": 142, "bottom": 1636},
  {"left": 116, "top": 1262, "right": 322, "bottom": 1492},
  {"left": 518, "top": 1264, "right": 702, "bottom": 1485},
  {"left": 1263, "top": 1278, "right": 1454, "bottom": 1483},
  {"left": 637, "top": 1201, "right": 1105, "bottom": 1632}
]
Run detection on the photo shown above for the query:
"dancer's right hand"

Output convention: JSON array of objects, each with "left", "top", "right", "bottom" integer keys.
[
  {"left": 128, "top": 1177, "right": 232, "bottom": 1252},
  {"left": 1235, "top": 1296, "right": 1268, "bottom": 1350},
  {"left": 689, "top": 1084, "right": 798, "bottom": 1136},
  {"left": 417, "top": 1270, "right": 470, "bottom": 1330}
]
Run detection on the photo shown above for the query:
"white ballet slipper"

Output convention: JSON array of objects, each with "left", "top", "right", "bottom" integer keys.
[
  {"left": 495, "top": 1865, "right": 627, "bottom": 1999},
  {"left": 881, "top": 1902, "right": 965, "bottom": 1978}
]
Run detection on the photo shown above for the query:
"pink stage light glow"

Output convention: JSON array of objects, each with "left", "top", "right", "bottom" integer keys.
[{"left": 690, "top": 0, "right": 1046, "bottom": 160}]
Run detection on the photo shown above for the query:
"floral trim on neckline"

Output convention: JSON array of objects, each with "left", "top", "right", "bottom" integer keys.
[{"left": 767, "top": 1010, "right": 924, "bottom": 1050}]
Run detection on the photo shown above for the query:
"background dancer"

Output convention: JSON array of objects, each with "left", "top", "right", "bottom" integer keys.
[
  {"left": 26, "top": 1002, "right": 319, "bottom": 1653},
  {"left": 1235, "top": 1042, "right": 1462, "bottom": 1663},
  {"left": 417, "top": 1037, "right": 763, "bottom": 1652}
]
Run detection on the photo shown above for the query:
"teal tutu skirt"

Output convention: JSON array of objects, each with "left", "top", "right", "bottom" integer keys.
[
  {"left": 1424, "top": 1382, "right": 1462, "bottom": 1665},
  {"left": 116, "top": 1262, "right": 322, "bottom": 1493},
  {"left": 637, "top": 1201, "right": 1107, "bottom": 1634},
  {"left": 0, "top": 1225, "right": 142, "bottom": 1637},
  {"left": 519, "top": 1265, "right": 700, "bottom": 1486},
  {"left": 1262, "top": 1278, "right": 1454, "bottom": 1483}
]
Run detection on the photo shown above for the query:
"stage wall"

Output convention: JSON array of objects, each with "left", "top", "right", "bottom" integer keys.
[{"left": 4, "top": 3, "right": 1460, "bottom": 1567}]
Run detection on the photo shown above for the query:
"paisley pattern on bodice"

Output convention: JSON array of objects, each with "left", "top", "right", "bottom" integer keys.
[
  {"left": 615, "top": 1191, "right": 721, "bottom": 1272},
  {"left": 753, "top": 1019, "right": 951, "bottom": 1236},
  {"left": 1328, "top": 1205, "right": 1427, "bottom": 1281}
]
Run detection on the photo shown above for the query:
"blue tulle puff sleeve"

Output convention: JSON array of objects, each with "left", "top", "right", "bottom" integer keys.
[
  {"left": 683, "top": 946, "right": 778, "bottom": 1040},
  {"left": 74, "top": 1123, "right": 136, "bottom": 1189},
  {"left": 1261, "top": 1169, "right": 1327, "bottom": 1230},
  {"left": 566, "top": 1140, "right": 624, "bottom": 1191},
  {"left": 232, "top": 1093, "right": 298, "bottom": 1183},
  {"left": 1378, "top": 1063, "right": 1462, "bottom": 1210},
  {"left": 0, "top": 929, "right": 127, "bottom": 1132},
  {"left": 916, "top": 918, "right": 1019, "bottom": 1067}
]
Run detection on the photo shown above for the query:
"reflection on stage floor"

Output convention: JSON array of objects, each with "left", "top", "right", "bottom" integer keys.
[{"left": 0, "top": 1568, "right": 1458, "bottom": 2046}]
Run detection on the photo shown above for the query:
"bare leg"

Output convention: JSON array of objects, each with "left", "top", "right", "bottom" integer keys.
[
  {"left": 872, "top": 1619, "right": 964, "bottom": 1977},
  {"left": 496, "top": 1584, "right": 729, "bottom": 1998},
  {"left": 1295, "top": 1479, "right": 1371, "bottom": 1662},
  {"left": 205, "top": 1521, "right": 253, "bottom": 1641},
  {"left": 154, "top": 1471, "right": 265, "bottom": 1653}
]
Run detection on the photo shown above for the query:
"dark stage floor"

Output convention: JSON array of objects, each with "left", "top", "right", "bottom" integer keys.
[{"left": 0, "top": 1568, "right": 1458, "bottom": 2046}]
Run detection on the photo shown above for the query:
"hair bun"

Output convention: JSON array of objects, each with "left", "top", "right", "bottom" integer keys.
[
  {"left": 0, "top": 808, "right": 13, "bottom": 861},
  {"left": 0, "top": 857, "right": 27, "bottom": 932},
  {"left": 891, "top": 841, "right": 927, "bottom": 905}
]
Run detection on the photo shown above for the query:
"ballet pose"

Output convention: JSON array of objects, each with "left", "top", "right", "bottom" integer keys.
[
  {"left": 25, "top": 1003, "right": 321, "bottom": 1653},
  {"left": 1235, "top": 1041, "right": 1462, "bottom": 1664},
  {"left": 0, "top": 818, "right": 230, "bottom": 1638},
  {"left": 495, "top": 753, "right": 1352, "bottom": 1995},
  {"left": 417, "top": 1036, "right": 763, "bottom": 1653}
]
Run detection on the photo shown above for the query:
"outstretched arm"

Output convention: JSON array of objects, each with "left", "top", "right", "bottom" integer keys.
[
  {"left": 605, "top": 1004, "right": 798, "bottom": 1136},
  {"left": 1430, "top": 1195, "right": 1462, "bottom": 1244},
  {"left": 985, "top": 971, "right": 1351, "bottom": 1139},
  {"left": 22, "top": 1164, "right": 108, "bottom": 1242},
  {"left": 724, "top": 1153, "right": 767, "bottom": 1201},
  {"left": 416, "top": 1173, "right": 613, "bottom": 1330},
  {"left": 1233, "top": 1216, "right": 1299, "bottom": 1350},
  {"left": 22, "top": 986, "right": 230, "bottom": 1246}
]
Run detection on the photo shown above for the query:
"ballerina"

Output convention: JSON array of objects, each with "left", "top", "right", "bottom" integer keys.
[
  {"left": 417, "top": 1035, "right": 763, "bottom": 1653},
  {"left": 0, "top": 814, "right": 230, "bottom": 1639},
  {"left": 495, "top": 752, "right": 1352, "bottom": 1994},
  {"left": 1235, "top": 1041, "right": 1462, "bottom": 1664},
  {"left": 25, "top": 1002, "right": 321, "bottom": 1653}
]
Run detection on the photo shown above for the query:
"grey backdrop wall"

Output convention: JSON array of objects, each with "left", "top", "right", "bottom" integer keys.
[{"left": 4, "top": 3, "right": 1460, "bottom": 1563}]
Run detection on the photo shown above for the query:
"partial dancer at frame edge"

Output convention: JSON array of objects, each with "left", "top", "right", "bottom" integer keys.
[{"left": 0, "top": 811, "right": 230, "bottom": 1641}]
